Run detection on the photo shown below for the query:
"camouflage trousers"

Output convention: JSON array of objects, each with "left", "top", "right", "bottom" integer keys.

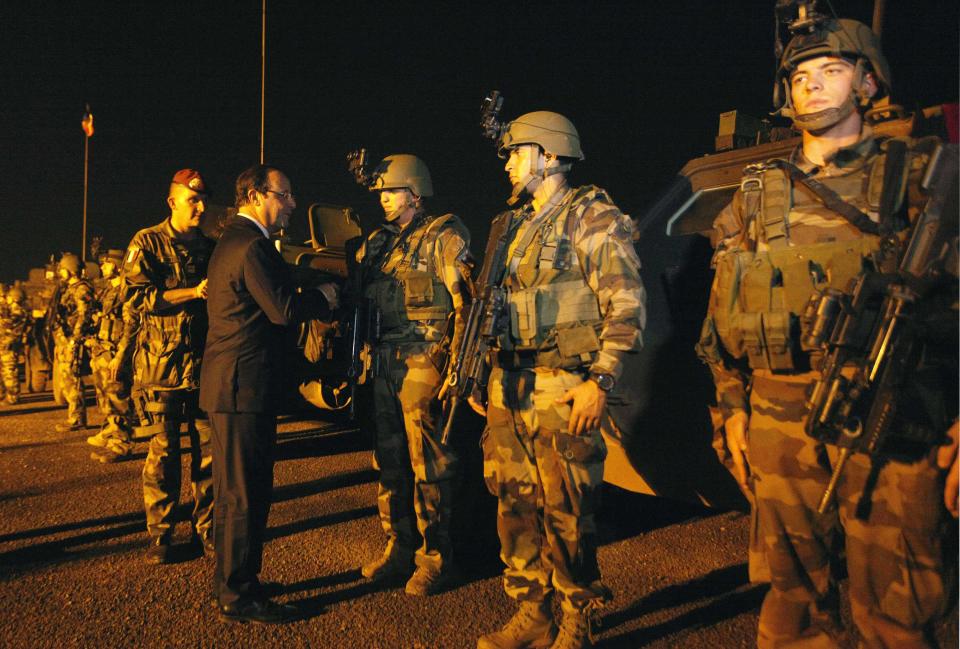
[
  {"left": 139, "top": 388, "right": 213, "bottom": 541},
  {"left": 54, "top": 338, "right": 86, "bottom": 426},
  {"left": 483, "top": 365, "right": 608, "bottom": 611},
  {"left": 0, "top": 347, "right": 19, "bottom": 399},
  {"left": 90, "top": 347, "right": 132, "bottom": 452},
  {"left": 370, "top": 342, "right": 457, "bottom": 572},
  {"left": 748, "top": 371, "right": 948, "bottom": 649}
]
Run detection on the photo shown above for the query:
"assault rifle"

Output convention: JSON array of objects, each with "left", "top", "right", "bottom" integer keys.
[
  {"left": 804, "top": 144, "right": 959, "bottom": 514},
  {"left": 440, "top": 214, "right": 514, "bottom": 445}
]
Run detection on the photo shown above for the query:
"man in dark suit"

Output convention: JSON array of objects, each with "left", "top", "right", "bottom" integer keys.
[{"left": 201, "top": 165, "right": 336, "bottom": 624}]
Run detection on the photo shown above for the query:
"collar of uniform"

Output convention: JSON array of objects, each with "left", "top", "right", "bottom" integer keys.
[
  {"left": 237, "top": 212, "right": 270, "bottom": 239},
  {"left": 791, "top": 125, "right": 878, "bottom": 174},
  {"left": 529, "top": 180, "right": 571, "bottom": 219}
]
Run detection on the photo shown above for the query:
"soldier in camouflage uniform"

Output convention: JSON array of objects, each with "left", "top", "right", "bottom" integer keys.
[
  {"left": 472, "top": 112, "right": 646, "bottom": 649},
  {"left": 357, "top": 154, "right": 473, "bottom": 596},
  {"left": 53, "top": 253, "right": 95, "bottom": 433},
  {"left": 696, "top": 17, "right": 956, "bottom": 649},
  {"left": 0, "top": 286, "right": 30, "bottom": 405},
  {"left": 121, "top": 169, "right": 215, "bottom": 564},
  {"left": 87, "top": 249, "right": 135, "bottom": 462}
]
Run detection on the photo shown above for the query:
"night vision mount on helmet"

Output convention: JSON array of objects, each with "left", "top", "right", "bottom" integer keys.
[{"left": 772, "top": 1, "right": 892, "bottom": 131}]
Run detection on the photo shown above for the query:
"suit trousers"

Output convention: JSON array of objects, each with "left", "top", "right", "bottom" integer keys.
[{"left": 210, "top": 411, "right": 277, "bottom": 606}]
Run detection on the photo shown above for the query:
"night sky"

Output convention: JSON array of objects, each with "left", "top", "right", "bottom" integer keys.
[{"left": 2, "top": 0, "right": 957, "bottom": 283}]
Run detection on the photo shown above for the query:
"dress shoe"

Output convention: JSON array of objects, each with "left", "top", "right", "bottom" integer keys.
[
  {"left": 209, "top": 582, "right": 285, "bottom": 608},
  {"left": 145, "top": 537, "right": 172, "bottom": 564},
  {"left": 218, "top": 598, "right": 296, "bottom": 624}
]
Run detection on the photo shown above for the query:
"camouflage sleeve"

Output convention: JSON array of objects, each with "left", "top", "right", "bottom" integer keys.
[
  {"left": 72, "top": 282, "right": 96, "bottom": 342},
  {"left": 697, "top": 198, "right": 751, "bottom": 420},
  {"left": 573, "top": 197, "right": 646, "bottom": 381},
  {"left": 433, "top": 222, "right": 474, "bottom": 358},
  {"left": 120, "top": 231, "right": 166, "bottom": 313}
]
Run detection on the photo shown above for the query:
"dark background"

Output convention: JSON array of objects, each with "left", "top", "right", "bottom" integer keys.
[{"left": 1, "top": 0, "right": 957, "bottom": 281}]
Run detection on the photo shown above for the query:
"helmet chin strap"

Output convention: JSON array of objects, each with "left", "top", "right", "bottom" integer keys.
[{"left": 784, "top": 59, "right": 872, "bottom": 133}]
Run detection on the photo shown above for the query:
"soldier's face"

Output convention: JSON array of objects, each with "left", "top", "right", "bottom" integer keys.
[
  {"left": 504, "top": 145, "right": 540, "bottom": 190},
  {"left": 379, "top": 189, "right": 416, "bottom": 224},
  {"left": 790, "top": 56, "right": 865, "bottom": 116},
  {"left": 168, "top": 185, "right": 206, "bottom": 232},
  {"left": 100, "top": 261, "right": 117, "bottom": 279}
]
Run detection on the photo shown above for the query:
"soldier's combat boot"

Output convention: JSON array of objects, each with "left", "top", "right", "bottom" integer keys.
[
  {"left": 361, "top": 544, "right": 414, "bottom": 582},
  {"left": 477, "top": 599, "right": 557, "bottom": 649},
  {"left": 5, "top": 394, "right": 18, "bottom": 405},
  {"left": 145, "top": 536, "right": 172, "bottom": 564},
  {"left": 86, "top": 430, "right": 111, "bottom": 447},
  {"left": 550, "top": 608, "right": 592, "bottom": 649},
  {"left": 54, "top": 421, "right": 85, "bottom": 433},
  {"left": 404, "top": 564, "right": 457, "bottom": 597}
]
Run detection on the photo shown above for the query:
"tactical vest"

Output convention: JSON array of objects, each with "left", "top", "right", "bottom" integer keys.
[
  {"left": 59, "top": 279, "right": 95, "bottom": 338},
  {"left": 96, "top": 281, "right": 125, "bottom": 345},
  {"left": 497, "top": 186, "right": 607, "bottom": 369},
  {"left": 363, "top": 213, "right": 462, "bottom": 344},
  {"left": 710, "top": 141, "right": 915, "bottom": 371}
]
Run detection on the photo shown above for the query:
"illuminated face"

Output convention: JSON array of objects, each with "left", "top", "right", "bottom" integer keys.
[
  {"left": 378, "top": 188, "right": 417, "bottom": 224},
  {"left": 100, "top": 260, "right": 117, "bottom": 279},
  {"left": 261, "top": 170, "right": 296, "bottom": 233},
  {"left": 789, "top": 56, "right": 859, "bottom": 116},
  {"left": 504, "top": 145, "right": 540, "bottom": 188},
  {"left": 168, "top": 184, "right": 207, "bottom": 232},
  {"left": 58, "top": 267, "right": 70, "bottom": 281}
]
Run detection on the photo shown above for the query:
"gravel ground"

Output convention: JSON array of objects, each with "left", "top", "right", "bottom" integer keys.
[{"left": 0, "top": 391, "right": 955, "bottom": 648}]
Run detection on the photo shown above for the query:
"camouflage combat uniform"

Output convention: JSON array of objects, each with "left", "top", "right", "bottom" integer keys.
[
  {"left": 697, "top": 129, "right": 952, "bottom": 648},
  {"left": 88, "top": 275, "right": 134, "bottom": 456},
  {"left": 358, "top": 210, "right": 472, "bottom": 576},
  {"left": 122, "top": 218, "right": 214, "bottom": 544},
  {"left": 54, "top": 277, "right": 96, "bottom": 427},
  {"left": 483, "top": 182, "right": 646, "bottom": 614},
  {"left": 0, "top": 296, "right": 29, "bottom": 404}
]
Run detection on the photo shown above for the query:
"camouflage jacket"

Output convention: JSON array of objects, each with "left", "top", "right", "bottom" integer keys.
[
  {"left": 697, "top": 127, "right": 938, "bottom": 419},
  {"left": 494, "top": 182, "right": 646, "bottom": 380},
  {"left": 92, "top": 277, "right": 127, "bottom": 350},
  {"left": 357, "top": 211, "right": 473, "bottom": 352},
  {"left": 55, "top": 278, "right": 96, "bottom": 342},
  {"left": 0, "top": 303, "right": 29, "bottom": 350},
  {"left": 121, "top": 218, "right": 214, "bottom": 390}
]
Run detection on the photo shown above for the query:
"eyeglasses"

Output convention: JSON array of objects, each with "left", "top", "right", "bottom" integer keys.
[{"left": 265, "top": 189, "right": 295, "bottom": 202}]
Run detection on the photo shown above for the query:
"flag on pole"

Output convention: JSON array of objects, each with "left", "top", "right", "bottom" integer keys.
[{"left": 81, "top": 105, "right": 94, "bottom": 138}]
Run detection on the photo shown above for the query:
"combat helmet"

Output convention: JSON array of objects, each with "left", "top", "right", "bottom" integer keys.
[
  {"left": 369, "top": 154, "right": 433, "bottom": 198},
  {"left": 6, "top": 286, "right": 25, "bottom": 303},
  {"left": 58, "top": 253, "right": 82, "bottom": 276},
  {"left": 497, "top": 111, "right": 584, "bottom": 160},
  {"left": 774, "top": 18, "right": 890, "bottom": 131}
]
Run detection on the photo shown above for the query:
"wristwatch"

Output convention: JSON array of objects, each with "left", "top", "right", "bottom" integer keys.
[{"left": 589, "top": 372, "right": 615, "bottom": 392}]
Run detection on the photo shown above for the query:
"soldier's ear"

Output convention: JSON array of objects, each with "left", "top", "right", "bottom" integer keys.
[
  {"left": 860, "top": 71, "right": 879, "bottom": 100},
  {"left": 166, "top": 195, "right": 177, "bottom": 211}
]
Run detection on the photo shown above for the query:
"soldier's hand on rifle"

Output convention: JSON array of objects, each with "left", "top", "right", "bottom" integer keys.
[
  {"left": 438, "top": 372, "right": 453, "bottom": 402},
  {"left": 724, "top": 410, "right": 751, "bottom": 491},
  {"left": 194, "top": 278, "right": 209, "bottom": 300},
  {"left": 937, "top": 419, "right": 959, "bottom": 518},
  {"left": 556, "top": 380, "right": 606, "bottom": 436},
  {"left": 467, "top": 393, "right": 486, "bottom": 417}
]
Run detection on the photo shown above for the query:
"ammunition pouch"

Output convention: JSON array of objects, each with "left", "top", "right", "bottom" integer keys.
[{"left": 713, "top": 238, "right": 880, "bottom": 371}]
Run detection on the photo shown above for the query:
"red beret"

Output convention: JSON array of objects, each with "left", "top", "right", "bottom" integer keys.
[{"left": 171, "top": 168, "right": 207, "bottom": 193}]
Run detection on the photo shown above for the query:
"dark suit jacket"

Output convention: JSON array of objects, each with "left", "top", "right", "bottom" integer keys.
[{"left": 200, "top": 216, "right": 329, "bottom": 413}]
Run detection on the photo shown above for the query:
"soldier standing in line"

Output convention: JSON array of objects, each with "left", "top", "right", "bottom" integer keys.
[
  {"left": 696, "top": 14, "right": 957, "bottom": 648},
  {"left": 87, "top": 249, "right": 135, "bottom": 462},
  {"left": 121, "top": 169, "right": 215, "bottom": 564},
  {"left": 0, "top": 286, "right": 31, "bottom": 405},
  {"left": 470, "top": 111, "right": 646, "bottom": 649},
  {"left": 356, "top": 154, "right": 473, "bottom": 596},
  {"left": 52, "top": 253, "right": 95, "bottom": 433}
]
